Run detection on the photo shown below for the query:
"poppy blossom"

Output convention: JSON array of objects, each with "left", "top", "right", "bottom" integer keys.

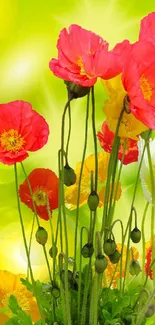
[
  {"left": 0, "top": 101, "right": 49, "bottom": 165},
  {"left": 97, "top": 121, "right": 139, "bottom": 165},
  {"left": 139, "top": 12, "right": 155, "bottom": 45},
  {"left": 0, "top": 270, "right": 40, "bottom": 324},
  {"left": 19, "top": 168, "right": 59, "bottom": 220},
  {"left": 49, "top": 24, "right": 123, "bottom": 87},
  {"left": 65, "top": 152, "right": 121, "bottom": 210},
  {"left": 145, "top": 246, "right": 153, "bottom": 280},
  {"left": 101, "top": 75, "right": 147, "bottom": 140},
  {"left": 121, "top": 40, "right": 155, "bottom": 129}
]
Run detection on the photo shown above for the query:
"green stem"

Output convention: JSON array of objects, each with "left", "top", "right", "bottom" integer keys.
[
  {"left": 141, "top": 202, "right": 149, "bottom": 283},
  {"left": 46, "top": 197, "right": 56, "bottom": 282},
  {"left": 122, "top": 208, "right": 133, "bottom": 292},
  {"left": 77, "top": 227, "right": 89, "bottom": 323},
  {"left": 73, "top": 92, "right": 90, "bottom": 273},
  {"left": 91, "top": 86, "right": 98, "bottom": 192},
  {"left": 111, "top": 219, "right": 124, "bottom": 292},
  {"left": 101, "top": 107, "right": 125, "bottom": 236},
  {"left": 20, "top": 162, "right": 53, "bottom": 285},
  {"left": 14, "top": 164, "right": 45, "bottom": 325},
  {"left": 65, "top": 99, "right": 71, "bottom": 164},
  {"left": 27, "top": 214, "right": 35, "bottom": 280},
  {"left": 109, "top": 139, "right": 127, "bottom": 224},
  {"left": 60, "top": 96, "right": 73, "bottom": 325}
]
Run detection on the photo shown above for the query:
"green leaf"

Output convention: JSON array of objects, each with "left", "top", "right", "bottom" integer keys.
[
  {"left": 18, "top": 310, "right": 33, "bottom": 325},
  {"left": 20, "top": 278, "right": 33, "bottom": 293},
  {"left": 5, "top": 317, "right": 19, "bottom": 325},
  {"left": 8, "top": 295, "right": 21, "bottom": 315},
  {"left": 0, "top": 307, "right": 7, "bottom": 312},
  {"left": 121, "top": 295, "right": 130, "bottom": 308},
  {"left": 102, "top": 309, "right": 112, "bottom": 320}
]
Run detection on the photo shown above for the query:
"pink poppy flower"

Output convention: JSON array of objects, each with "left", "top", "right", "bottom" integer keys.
[{"left": 49, "top": 24, "right": 123, "bottom": 87}]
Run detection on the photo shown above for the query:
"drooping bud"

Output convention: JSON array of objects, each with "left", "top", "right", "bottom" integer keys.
[
  {"left": 103, "top": 239, "right": 116, "bottom": 256},
  {"left": 64, "top": 164, "right": 76, "bottom": 186},
  {"left": 64, "top": 81, "right": 90, "bottom": 99},
  {"left": 81, "top": 243, "right": 94, "bottom": 258},
  {"left": 130, "top": 227, "right": 141, "bottom": 243},
  {"left": 49, "top": 245, "right": 58, "bottom": 258},
  {"left": 87, "top": 191, "right": 99, "bottom": 211},
  {"left": 51, "top": 285, "right": 60, "bottom": 299},
  {"left": 129, "top": 260, "right": 141, "bottom": 276},
  {"left": 95, "top": 254, "right": 108, "bottom": 273},
  {"left": 60, "top": 270, "right": 74, "bottom": 289},
  {"left": 35, "top": 227, "right": 48, "bottom": 246},
  {"left": 145, "top": 304, "right": 155, "bottom": 318},
  {"left": 109, "top": 250, "right": 121, "bottom": 264}
]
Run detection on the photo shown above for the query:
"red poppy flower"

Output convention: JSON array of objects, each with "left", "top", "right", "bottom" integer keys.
[
  {"left": 97, "top": 121, "right": 138, "bottom": 165},
  {"left": 49, "top": 24, "right": 123, "bottom": 87},
  {"left": 0, "top": 101, "right": 49, "bottom": 165},
  {"left": 139, "top": 12, "right": 155, "bottom": 45},
  {"left": 145, "top": 246, "right": 153, "bottom": 280},
  {"left": 116, "top": 39, "right": 155, "bottom": 130},
  {"left": 19, "top": 168, "right": 59, "bottom": 220}
]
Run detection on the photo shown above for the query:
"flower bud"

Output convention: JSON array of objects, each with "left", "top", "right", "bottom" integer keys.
[
  {"left": 103, "top": 239, "right": 116, "bottom": 256},
  {"left": 129, "top": 260, "right": 141, "bottom": 276},
  {"left": 145, "top": 304, "right": 155, "bottom": 318},
  {"left": 81, "top": 243, "right": 94, "bottom": 258},
  {"left": 130, "top": 227, "right": 141, "bottom": 243},
  {"left": 35, "top": 227, "right": 48, "bottom": 246},
  {"left": 109, "top": 250, "right": 121, "bottom": 264},
  {"left": 87, "top": 191, "right": 99, "bottom": 211},
  {"left": 49, "top": 245, "right": 58, "bottom": 258},
  {"left": 64, "top": 164, "right": 76, "bottom": 186},
  {"left": 95, "top": 254, "right": 108, "bottom": 273},
  {"left": 60, "top": 270, "right": 74, "bottom": 289},
  {"left": 64, "top": 81, "right": 90, "bottom": 99},
  {"left": 51, "top": 285, "right": 60, "bottom": 299}
]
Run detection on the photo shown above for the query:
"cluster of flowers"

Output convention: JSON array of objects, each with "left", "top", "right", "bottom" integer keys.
[{"left": 1, "top": 11, "right": 155, "bottom": 324}]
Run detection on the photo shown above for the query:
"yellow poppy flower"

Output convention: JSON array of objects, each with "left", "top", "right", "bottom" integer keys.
[
  {"left": 105, "top": 244, "right": 139, "bottom": 288},
  {"left": 102, "top": 75, "right": 148, "bottom": 140},
  {"left": 0, "top": 270, "right": 40, "bottom": 324},
  {"left": 65, "top": 152, "right": 121, "bottom": 210}
]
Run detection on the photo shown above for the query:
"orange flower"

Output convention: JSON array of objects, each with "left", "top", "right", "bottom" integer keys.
[
  {"left": 105, "top": 244, "right": 139, "bottom": 288},
  {"left": 65, "top": 152, "right": 121, "bottom": 210},
  {"left": 0, "top": 270, "right": 40, "bottom": 324}
]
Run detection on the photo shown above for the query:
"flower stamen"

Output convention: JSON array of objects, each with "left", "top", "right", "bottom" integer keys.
[{"left": 0, "top": 129, "right": 25, "bottom": 153}]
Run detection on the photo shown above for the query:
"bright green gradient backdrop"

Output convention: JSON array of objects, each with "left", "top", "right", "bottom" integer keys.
[{"left": 0, "top": 0, "right": 154, "bottom": 280}]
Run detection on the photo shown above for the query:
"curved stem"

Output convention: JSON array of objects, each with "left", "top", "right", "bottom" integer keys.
[
  {"left": 14, "top": 164, "right": 45, "bottom": 324},
  {"left": 27, "top": 214, "right": 35, "bottom": 280},
  {"left": 20, "top": 162, "right": 53, "bottom": 285},
  {"left": 141, "top": 202, "right": 149, "bottom": 283},
  {"left": 73, "top": 92, "right": 90, "bottom": 272}
]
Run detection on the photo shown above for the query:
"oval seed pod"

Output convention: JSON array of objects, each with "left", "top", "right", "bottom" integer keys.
[
  {"left": 51, "top": 285, "right": 60, "bottom": 299},
  {"left": 130, "top": 227, "right": 141, "bottom": 243},
  {"left": 49, "top": 245, "right": 58, "bottom": 258},
  {"left": 109, "top": 250, "right": 121, "bottom": 264},
  {"left": 87, "top": 190, "right": 99, "bottom": 211},
  {"left": 129, "top": 260, "right": 141, "bottom": 276},
  {"left": 35, "top": 227, "right": 48, "bottom": 246},
  {"left": 60, "top": 270, "right": 74, "bottom": 289},
  {"left": 145, "top": 304, "right": 155, "bottom": 318},
  {"left": 81, "top": 243, "right": 94, "bottom": 258},
  {"left": 64, "top": 164, "right": 76, "bottom": 186},
  {"left": 103, "top": 239, "right": 116, "bottom": 256},
  {"left": 95, "top": 254, "right": 108, "bottom": 273}
]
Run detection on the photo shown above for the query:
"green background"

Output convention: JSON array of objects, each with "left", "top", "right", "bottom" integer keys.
[{"left": 0, "top": 0, "right": 154, "bottom": 280}]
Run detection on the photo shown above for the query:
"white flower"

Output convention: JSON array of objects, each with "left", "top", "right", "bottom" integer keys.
[{"left": 138, "top": 137, "right": 155, "bottom": 204}]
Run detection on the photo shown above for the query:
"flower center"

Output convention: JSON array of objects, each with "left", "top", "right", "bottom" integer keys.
[
  {"left": 2, "top": 290, "right": 30, "bottom": 317},
  {"left": 33, "top": 188, "right": 48, "bottom": 206},
  {"left": 0, "top": 129, "right": 25, "bottom": 153},
  {"left": 77, "top": 56, "right": 92, "bottom": 78},
  {"left": 140, "top": 74, "right": 152, "bottom": 102}
]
